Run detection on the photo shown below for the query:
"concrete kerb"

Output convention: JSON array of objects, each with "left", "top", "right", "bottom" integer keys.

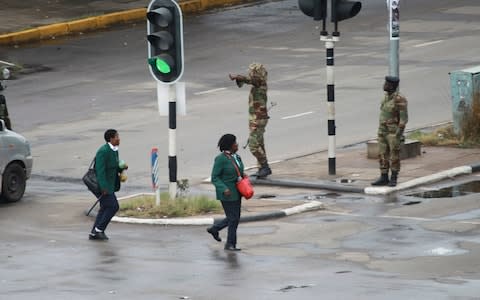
[
  {"left": 0, "top": 0, "right": 259, "bottom": 46},
  {"left": 252, "top": 164, "right": 480, "bottom": 196},
  {"left": 364, "top": 165, "right": 476, "bottom": 195},
  {"left": 85, "top": 193, "right": 324, "bottom": 226}
]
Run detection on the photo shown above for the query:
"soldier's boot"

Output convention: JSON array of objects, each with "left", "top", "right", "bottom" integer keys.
[
  {"left": 388, "top": 171, "right": 398, "bottom": 187},
  {"left": 256, "top": 162, "right": 272, "bottom": 178},
  {"left": 371, "top": 173, "right": 389, "bottom": 186}
]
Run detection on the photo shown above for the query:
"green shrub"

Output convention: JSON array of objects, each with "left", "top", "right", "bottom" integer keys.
[{"left": 118, "top": 193, "right": 222, "bottom": 218}]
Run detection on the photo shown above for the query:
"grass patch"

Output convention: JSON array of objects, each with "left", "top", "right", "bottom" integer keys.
[
  {"left": 407, "top": 125, "right": 460, "bottom": 146},
  {"left": 118, "top": 193, "right": 222, "bottom": 218}
]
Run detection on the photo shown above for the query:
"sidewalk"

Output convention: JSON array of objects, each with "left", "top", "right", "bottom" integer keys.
[
  {"left": 87, "top": 141, "right": 480, "bottom": 226},
  {"left": 254, "top": 143, "right": 480, "bottom": 195},
  {"left": 0, "top": 0, "right": 256, "bottom": 45}
]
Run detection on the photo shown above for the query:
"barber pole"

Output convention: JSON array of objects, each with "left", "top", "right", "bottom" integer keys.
[{"left": 151, "top": 147, "right": 161, "bottom": 205}]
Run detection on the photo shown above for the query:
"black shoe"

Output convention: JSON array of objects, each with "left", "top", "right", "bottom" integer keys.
[
  {"left": 388, "top": 171, "right": 398, "bottom": 187},
  {"left": 207, "top": 227, "right": 221, "bottom": 242},
  {"left": 256, "top": 163, "right": 272, "bottom": 178},
  {"left": 224, "top": 244, "right": 241, "bottom": 251},
  {"left": 89, "top": 231, "right": 108, "bottom": 241},
  {"left": 371, "top": 173, "right": 389, "bottom": 186}
]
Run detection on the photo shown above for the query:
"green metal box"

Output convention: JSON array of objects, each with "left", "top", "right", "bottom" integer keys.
[{"left": 449, "top": 66, "right": 480, "bottom": 134}]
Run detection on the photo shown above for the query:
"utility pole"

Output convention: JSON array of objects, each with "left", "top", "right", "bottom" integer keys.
[{"left": 388, "top": 0, "right": 400, "bottom": 79}]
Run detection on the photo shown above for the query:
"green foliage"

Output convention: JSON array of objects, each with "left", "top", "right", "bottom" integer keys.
[
  {"left": 407, "top": 125, "right": 460, "bottom": 147},
  {"left": 460, "top": 93, "right": 480, "bottom": 146},
  {"left": 177, "top": 178, "right": 190, "bottom": 197},
  {"left": 407, "top": 117, "right": 480, "bottom": 148},
  {"left": 118, "top": 193, "right": 222, "bottom": 218}
]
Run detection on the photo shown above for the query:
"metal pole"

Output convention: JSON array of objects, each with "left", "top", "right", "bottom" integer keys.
[
  {"left": 388, "top": 0, "right": 400, "bottom": 78},
  {"left": 322, "top": 33, "right": 338, "bottom": 175},
  {"left": 168, "top": 84, "right": 177, "bottom": 199}
]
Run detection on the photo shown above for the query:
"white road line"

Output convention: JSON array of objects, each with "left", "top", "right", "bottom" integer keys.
[
  {"left": 0, "top": 60, "right": 16, "bottom": 66},
  {"left": 194, "top": 87, "right": 227, "bottom": 95},
  {"left": 281, "top": 111, "right": 314, "bottom": 120},
  {"left": 414, "top": 40, "right": 444, "bottom": 48}
]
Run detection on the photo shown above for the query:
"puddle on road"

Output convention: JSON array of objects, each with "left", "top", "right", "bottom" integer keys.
[{"left": 408, "top": 180, "right": 480, "bottom": 198}]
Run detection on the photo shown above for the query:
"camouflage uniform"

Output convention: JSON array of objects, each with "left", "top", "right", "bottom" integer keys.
[
  {"left": 233, "top": 63, "right": 270, "bottom": 175},
  {"left": 372, "top": 76, "right": 408, "bottom": 187},
  {"left": 377, "top": 91, "right": 408, "bottom": 173},
  {"left": 0, "top": 84, "right": 12, "bottom": 130}
]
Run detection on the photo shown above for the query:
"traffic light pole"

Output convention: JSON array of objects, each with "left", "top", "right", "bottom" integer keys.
[
  {"left": 321, "top": 32, "right": 339, "bottom": 175},
  {"left": 167, "top": 84, "right": 177, "bottom": 199}
]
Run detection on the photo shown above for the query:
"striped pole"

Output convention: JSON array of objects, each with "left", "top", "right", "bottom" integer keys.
[
  {"left": 168, "top": 84, "right": 177, "bottom": 199},
  {"left": 151, "top": 148, "right": 161, "bottom": 205},
  {"left": 322, "top": 34, "right": 339, "bottom": 175}
]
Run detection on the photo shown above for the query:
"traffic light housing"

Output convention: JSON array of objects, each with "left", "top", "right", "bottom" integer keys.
[
  {"left": 331, "top": 0, "right": 361, "bottom": 22},
  {"left": 298, "top": 0, "right": 327, "bottom": 21},
  {"left": 147, "top": 0, "right": 184, "bottom": 83}
]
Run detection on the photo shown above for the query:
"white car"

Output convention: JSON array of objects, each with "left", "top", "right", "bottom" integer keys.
[
  {"left": 0, "top": 66, "right": 33, "bottom": 202},
  {"left": 0, "top": 114, "right": 33, "bottom": 202}
]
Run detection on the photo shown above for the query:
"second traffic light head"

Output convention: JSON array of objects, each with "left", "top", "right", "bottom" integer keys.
[
  {"left": 331, "top": 0, "right": 361, "bottom": 22},
  {"left": 298, "top": 0, "right": 327, "bottom": 21}
]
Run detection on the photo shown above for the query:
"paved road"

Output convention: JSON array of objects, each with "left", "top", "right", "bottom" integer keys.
[
  {"left": 1, "top": 1, "right": 480, "bottom": 299},
  {"left": 2, "top": 175, "right": 480, "bottom": 299},
  {"left": 2, "top": 0, "right": 479, "bottom": 188}
]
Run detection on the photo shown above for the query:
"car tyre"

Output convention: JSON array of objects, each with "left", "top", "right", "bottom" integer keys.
[{"left": 1, "top": 163, "right": 26, "bottom": 202}]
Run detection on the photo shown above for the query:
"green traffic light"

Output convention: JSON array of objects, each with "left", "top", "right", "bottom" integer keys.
[
  {"left": 155, "top": 58, "right": 171, "bottom": 74},
  {"left": 148, "top": 57, "right": 171, "bottom": 74}
]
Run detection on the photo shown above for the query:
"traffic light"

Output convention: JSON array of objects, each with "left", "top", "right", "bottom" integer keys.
[
  {"left": 298, "top": 0, "right": 327, "bottom": 21},
  {"left": 331, "top": 0, "right": 361, "bottom": 22},
  {"left": 147, "top": 0, "right": 184, "bottom": 83}
]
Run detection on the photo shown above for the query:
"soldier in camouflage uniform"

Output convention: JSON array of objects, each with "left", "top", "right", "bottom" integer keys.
[
  {"left": 229, "top": 63, "right": 272, "bottom": 178},
  {"left": 0, "top": 82, "right": 12, "bottom": 130},
  {"left": 371, "top": 76, "right": 408, "bottom": 187}
]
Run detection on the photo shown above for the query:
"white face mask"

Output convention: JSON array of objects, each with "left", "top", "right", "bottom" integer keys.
[{"left": 108, "top": 142, "right": 119, "bottom": 151}]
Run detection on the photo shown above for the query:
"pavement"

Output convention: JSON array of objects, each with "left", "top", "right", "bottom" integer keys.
[
  {"left": 85, "top": 137, "right": 480, "bottom": 226},
  {"left": 3, "top": 1, "right": 480, "bottom": 225}
]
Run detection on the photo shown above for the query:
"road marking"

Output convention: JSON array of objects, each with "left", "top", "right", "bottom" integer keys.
[
  {"left": 282, "top": 111, "right": 314, "bottom": 120},
  {"left": 0, "top": 60, "right": 16, "bottom": 66},
  {"left": 194, "top": 87, "right": 227, "bottom": 95},
  {"left": 414, "top": 40, "right": 444, "bottom": 48}
]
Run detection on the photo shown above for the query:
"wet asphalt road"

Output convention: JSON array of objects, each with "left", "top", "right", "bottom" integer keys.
[
  {"left": 1, "top": 0, "right": 480, "bottom": 298},
  {"left": 2, "top": 0, "right": 480, "bottom": 186},
  {"left": 2, "top": 176, "right": 480, "bottom": 299}
]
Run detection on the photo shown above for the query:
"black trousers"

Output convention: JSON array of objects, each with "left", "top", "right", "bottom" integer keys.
[
  {"left": 212, "top": 199, "right": 242, "bottom": 246},
  {"left": 92, "top": 193, "right": 119, "bottom": 232}
]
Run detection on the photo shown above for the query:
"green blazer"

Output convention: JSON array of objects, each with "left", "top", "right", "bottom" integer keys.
[
  {"left": 211, "top": 152, "right": 244, "bottom": 201},
  {"left": 95, "top": 144, "right": 121, "bottom": 194}
]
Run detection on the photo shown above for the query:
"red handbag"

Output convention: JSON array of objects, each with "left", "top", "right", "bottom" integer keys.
[{"left": 227, "top": 154, "right": 254, "bottom": 200}]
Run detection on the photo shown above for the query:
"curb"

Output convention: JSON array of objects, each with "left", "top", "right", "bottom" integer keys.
[
  {"left": 85, "top": 194, "right": 324, "bottom": 225},
  {"left": 251, "top": 177, "right": 365, "bottom": 193},
  {"left": 0, "top": 0, "right": 259, "bottom": 46},
  {"left": 252, "top": 164, "right": 480, "bottom": 195},
  {"left": 364, "top": 165, "right": 474, "bottom": 195}
]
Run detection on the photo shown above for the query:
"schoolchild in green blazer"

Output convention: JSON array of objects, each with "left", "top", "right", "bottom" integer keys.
[
  {"left": 89, "top": 129, "right": 126, "bottom": 241},
  {"left": 207, "top": 134, "right": 245, "bottom": 251}
]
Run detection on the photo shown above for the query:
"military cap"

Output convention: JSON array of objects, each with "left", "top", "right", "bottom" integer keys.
[{"left": 385, "top": 76, "right": 400, "bottom": 83}]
